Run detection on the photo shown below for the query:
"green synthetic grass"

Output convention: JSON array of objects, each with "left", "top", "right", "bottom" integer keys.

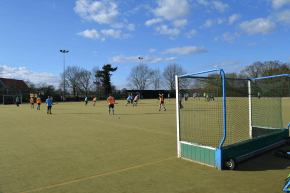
[{"left": 0, "top": 98, "right": 290, "bottom": 193}]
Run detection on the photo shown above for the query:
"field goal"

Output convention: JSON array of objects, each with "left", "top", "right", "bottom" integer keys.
[
  {"left": 2, "top": 94, "right": 22, "bottom": 105},
  {"left": 176, "top": 69, "right": 290, "bottom": 170}
]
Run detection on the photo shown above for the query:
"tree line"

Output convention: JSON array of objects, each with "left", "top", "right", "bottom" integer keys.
[{"left": 24, "top": 60, "right": 290, "bottom": 100}]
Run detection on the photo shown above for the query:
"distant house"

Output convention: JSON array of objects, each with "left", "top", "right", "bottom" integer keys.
[{"left": 0, "top": 78, "right": 29, "bottom": 95}]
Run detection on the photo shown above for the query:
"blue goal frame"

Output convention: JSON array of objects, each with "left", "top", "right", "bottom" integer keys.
[{"left": 176, "top": 69, "right": 290, "bottom": 170}]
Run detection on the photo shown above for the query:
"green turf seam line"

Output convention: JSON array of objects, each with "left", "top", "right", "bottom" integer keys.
[
  {"left": 20, "top": 156, "right": 176, "bottom": 193},
  {"left": 73, "top": 115, "right": 177, "bottom": 136}
]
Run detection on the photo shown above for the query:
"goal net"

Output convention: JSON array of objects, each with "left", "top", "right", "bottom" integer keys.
[{"left": 2, "top": 95, "right": 22, "bottom": 105}]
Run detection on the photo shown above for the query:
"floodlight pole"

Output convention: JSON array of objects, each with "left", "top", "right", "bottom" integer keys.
[
  {"left": 138, "top": 57, "right": 143, "bottom": 98},
  {"left": 60, "top": 50, "right": 69, "bottom": 101}
]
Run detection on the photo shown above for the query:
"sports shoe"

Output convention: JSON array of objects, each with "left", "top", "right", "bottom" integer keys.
[
  {"left": 158, "top": 110, "right": 160, "bottom": 111},
  {"left": 50, "top": 113, "right": 52, "bottom": 114},
  {"left": 47, "top": 112, "right": 49, "bottom": 114},
  {"left": 164, "top": 109, "right": 166, "bottom": 111}
]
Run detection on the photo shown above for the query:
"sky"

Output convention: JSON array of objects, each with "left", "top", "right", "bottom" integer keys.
[{"left": 0, "top": 0, "right": 290, "bottom": 90}]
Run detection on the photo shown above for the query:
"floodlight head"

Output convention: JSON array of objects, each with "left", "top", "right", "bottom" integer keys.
[
  {"left": 66, "top": 50, "right": 69, "bottom": 53},
  {"left": 60, "top": 50, "right": 62, "bottom": 52}
]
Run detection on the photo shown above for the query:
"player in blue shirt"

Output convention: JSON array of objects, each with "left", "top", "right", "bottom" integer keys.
[
  {"left": 130, "top": 94, "right": 134, "bottom": 104},
  {"left": 46, "top": 96, "right": 53, "bottom": 114},
  {"left": 85, "top": 96, "right": 88, "bottom": 106}
]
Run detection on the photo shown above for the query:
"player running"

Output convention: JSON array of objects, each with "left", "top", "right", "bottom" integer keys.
[
  {"left": 158, "top": 93, "right": 166, "bottom": 111},
  {"left": 30, "top": 97, "right": 34, "bottom": 109},
  {"left": 133, "top": 95, "right": 138, "bottom": 106},
  {"left": 126, "top": 95, "right": 130, "bottom": 106},
  {"left": 36, "top": 96, "right": 41, "bottom": 110},
  {"left": 168, "top": 93, "right": 170, "bottom": 101},
  {"left": 46, "top": 96, "right": 53, "bottom": 114},
  {"left": 107, "top": 94, "right": 115, "bottom": 115},
  {"left": 93, "top": 97, "right": 97, "bottom": 106}
]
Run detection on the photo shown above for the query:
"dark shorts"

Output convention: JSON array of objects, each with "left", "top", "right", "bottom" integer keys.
[
  {"left": 47, "top": 106, "right": 52, "bottom": 110},
  {"left": 131, "top": 99, "right": 133, "bottom": 103},
  {"left": 160, "top": 101, "right": 164, "bottom": 104},
  {"left": 31, "top": 103, "right": 34, "bottom": 105},
  {"left": 134, "top": 100, "right": 137, "bottom": 103},
  {"left": 108, "top": 104, "right": 114, "bottom": 109},
  {"left": 37, "top": 103, "right": 41, "bottom": 105}
]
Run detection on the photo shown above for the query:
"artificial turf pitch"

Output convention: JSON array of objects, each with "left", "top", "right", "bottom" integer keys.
[{"left": 1, "top": 99, "right": 290, "bottom": 193}]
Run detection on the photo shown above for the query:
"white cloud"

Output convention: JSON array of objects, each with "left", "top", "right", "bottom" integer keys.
[
  {"left": 272, "top": 0, "right": 290, "bottom": 10},
  {"left": 212, "top": 60, "right": 242, "bottom": 68},
  {"left": 229, "top": 14, "right": 241, "bottom": 25},
  {"left": 214, "top": 37, "right": 218, "bottom": 41},
  {"left": 74, "top": 0, "right": 119, "bottom": 24},
  {"left": 196, "top": 0, "right": 229, "bottom": 12},
  {"left": 109, "top": 55, "right": 179, "bottom": 63},
  {"left": 200, "top": 19, "right": 215, "bottom": 28},
  {"left": 110, "top": 23, "right": 124, "bottom": 28},
  {"left": 77, "top": 29, "right": 100, "bottom": 39},
  {"left": 239, "top": 18, "right": 276, "bottom": 35},
  {"left": 156, "top": 25, "right": 180, "bottom": 35},
  {"left": 185, "top": 29, "right": 197, "bottom": 38},
  {"left": 148, "top": 49, "right": 157, "bottom": 53},
  {"left": 124, "top": 66, "right": 130, "bottom": 69},
  {"left": 145, "top": 18, "right": 163, "bottom": 26},
  {"left": 261, "top": 38, "right": 267, "bottom": 42},
  {"left": 222, "top": 32, "right": 235, "bottom": 44},
  {"left": 276, "top": 9, "right": 290, "bottom": 24},
  {"left": 111, "top": 22, "right": 135, "bottom": 31},
  {"left": 152, "top": 0, "right": 190, "bottom": 20},
  {"left": 0, "top": 65, "right": 60, "bottom": 88},
  {"left": 234, "top": 32, "right": 242, "bottom": 38},
  {"left": 173, "top": 19, "right": 188, "bottom": 27},
  {"left": 246, "top": 42, "right": 257, "bottom": 46},
  {"left": 164, "top": 57, "right": 179, "bottom": 62},
  {"left": 101, "top": 29, "right": 122, "bottom": 39},
  {"left": 287, "top": 57, "right": 290, "bottom": 60},
  {"left": 127, "top": 23, "right": 135, "bottom": 31},
  {"left": 211, "top": 1, "right": 229, "bottom": 12},
  {"left": 196, "top": 0, "right": 209, "bottom": 6},
  {"left": 162, "top": 46, "right": 208, "bottom": 54},
  {"left": 123, "top": 34, "right": 133, "bottom": 39},
  {"left": 217, "top": 18, "right": 225, "bottom": 24}
]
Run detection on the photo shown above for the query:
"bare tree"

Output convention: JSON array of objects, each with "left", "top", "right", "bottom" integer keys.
[
  {"left": 151, "top": 68, "right": 162, "bottom": 90},
  {"left": 24, "top": 79, "right": 36, "bottom": 94},
  {"left": 127, "top": 63, "right": 153, "bottom": 90},
  {"left": 163, "top": 63, "right": 184, "bottom": 90},
  {"left": 241, "top": 60, "right": 290, "bottom": 79},
  {"left": 60, "top": 66, "right": 81, "bottom": 98},
  {"left": 79, "top": 68, "right": 92, "bottom": 96}
]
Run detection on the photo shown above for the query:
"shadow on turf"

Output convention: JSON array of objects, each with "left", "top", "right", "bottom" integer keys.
[{"left": 235, "top": 145, "right": 290, "bottom": 171}]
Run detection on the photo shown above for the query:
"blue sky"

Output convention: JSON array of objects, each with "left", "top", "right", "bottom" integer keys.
[{"left": 0, "top": 0, "right": 290, "bottom": 90}]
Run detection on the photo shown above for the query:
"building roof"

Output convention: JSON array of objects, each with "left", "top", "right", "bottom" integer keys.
[{"left": 0, "top": 78, "right": 29, "bottom": 91}]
